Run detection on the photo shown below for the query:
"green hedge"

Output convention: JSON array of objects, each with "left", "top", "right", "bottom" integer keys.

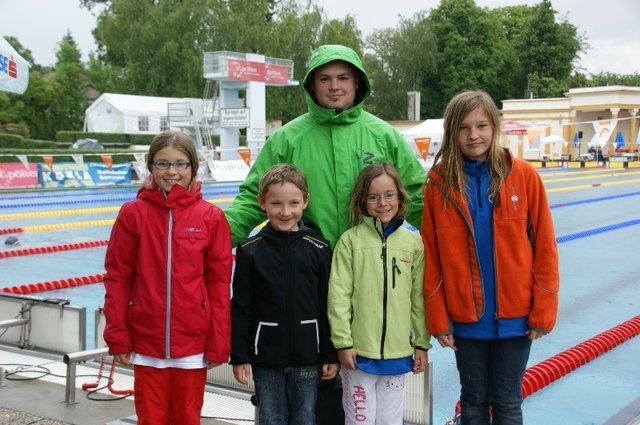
[{"left": 0, "top": 134, "right": 57, "bottom": 149}]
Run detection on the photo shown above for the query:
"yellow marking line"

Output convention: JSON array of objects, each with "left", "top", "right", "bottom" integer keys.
[
  {"left": 546, "top": 178, "right": 640, "bottom": 193},
  {"left": 543, "top": 171, "right": 640, "bottom": 183}
]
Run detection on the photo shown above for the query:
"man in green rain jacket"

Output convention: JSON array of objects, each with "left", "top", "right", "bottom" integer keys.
[{"left": 225, "top": 44, "right": 426, "bottom": 248}]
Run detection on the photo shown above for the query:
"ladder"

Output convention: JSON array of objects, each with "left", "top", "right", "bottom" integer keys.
[{"left": 198, "top": 80, "right": 219, "bottom": 153}]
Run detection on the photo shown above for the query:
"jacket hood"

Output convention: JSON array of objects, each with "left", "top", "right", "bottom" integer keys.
[
  {"left": 302, "top": 44, "right": 371, "bottom": 110},
  {"left": 137, "top": 178, "right": 202, "bottom": 209}
]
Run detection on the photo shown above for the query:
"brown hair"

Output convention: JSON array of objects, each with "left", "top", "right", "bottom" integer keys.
[
  {"left": 349, "top": 162, "right": 410, "bottom": 226},
  {"left": 147, "top": 131, "right": 199, "bottom": 181},
  {"left": 258, "top": 164, "right": 309, "bottom": 201},
  {"left": 433, "top": 90, "right": 505, "bottom": 206}
]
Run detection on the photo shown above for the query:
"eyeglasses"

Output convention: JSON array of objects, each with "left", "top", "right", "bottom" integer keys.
[
  {"left": 366, "top": 192, "right": 398, "bottom": 204},
  {"left": 153, "top": 161, "right": 191, "bottom": 171}
]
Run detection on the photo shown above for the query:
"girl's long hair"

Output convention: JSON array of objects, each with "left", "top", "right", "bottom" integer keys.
[{"left": 432, "top": 90, "right": 506, "bottom": 207}]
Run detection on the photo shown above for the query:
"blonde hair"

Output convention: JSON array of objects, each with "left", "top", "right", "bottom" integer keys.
[
  {"left": 433, "top": 90, "right": 506, "bottom": 206},
  {"left": 349, "top": 162, "right": 410, "bottom": 226}
]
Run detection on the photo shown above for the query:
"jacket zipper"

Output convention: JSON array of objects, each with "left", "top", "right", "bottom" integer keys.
[
  {"left": 380, "top": 236, "right": 388, "bottom": 359},
  {"left": 165, "top": 208, "right": 173, "bottom": 358}
]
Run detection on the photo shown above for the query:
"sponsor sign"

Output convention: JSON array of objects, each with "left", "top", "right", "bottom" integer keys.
[
  {"left": 38, "top": 162, "right": 131, "bottom": 188},
  {"left": 0, "top": 163, "right": 39, "bottom": 187},
  {"left": 220, "top": 108, "right": 250, "bottom": 128},
  {"left": 0, "top": 35, "right": 29, "bottom": 94},
  {"left": 227, "top": 59, "right": 288, "bottom": 84},
  {"left": 264, "top": 63, "right": 289, "bottom": 85},
  {"left": 207, "top": 160, "right": 250, "bottom": 182}
]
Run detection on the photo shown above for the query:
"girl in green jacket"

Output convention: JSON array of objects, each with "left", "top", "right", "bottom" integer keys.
[{"left": 328, "top": 162, "right": 431, "bottom": 424}]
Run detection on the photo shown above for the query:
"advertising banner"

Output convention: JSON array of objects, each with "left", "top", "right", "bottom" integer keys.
[
  {"left": 227, "top": 59, "right": 289, "bottom": 84},
  {"left": 38, "top": 162, "right": 131, "bottom": 187},
  {"left": 228, "top": 59, "right": 265, "bottom": 82},
  {"left": 0, "top": 35, "right": 29, "bottom": 94},
  {"left": 87, "top": 163, "right": 131, "bottom": 185},
  {"left": 0, "top": 162, "right": 38, "bottom": 187}
]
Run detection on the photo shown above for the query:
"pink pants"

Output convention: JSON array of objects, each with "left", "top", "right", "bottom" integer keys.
[{"left": 133, "top": 365, "right": 206, "bottom": 425}]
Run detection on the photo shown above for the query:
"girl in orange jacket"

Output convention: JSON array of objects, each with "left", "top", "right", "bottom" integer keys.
[{"left": 421, "top": 90, "right": 559, "bottom": 425}]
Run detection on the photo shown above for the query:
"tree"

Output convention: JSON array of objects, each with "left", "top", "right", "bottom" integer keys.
[
  {"left": 91, "top": 0, "right": 212, "bottom": 97},
  {"left": 424, "top": 0, "right": 518, "bottom": 116},
  {"left": 495, "top": 0, "right": 585, "bottom": 98},
  {"left": 365, "top": 12, "right": 436, "bottom": 119},
  {"left": 51, "top": 32, "right": 88, "bottom": 132}
]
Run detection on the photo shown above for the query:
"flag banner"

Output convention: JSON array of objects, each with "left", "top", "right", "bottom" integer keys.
[
  {"left": 71, "top": 154, "right": 84, "bottom": 165},
  {"left": 16, "top": 154, "right": 28, "bottom": 169},
  {"left": 237, "top": 148, "right": 251, "bottom": 167},
  {"left": 591, "top": 119, "right": 617, "bottom": 147},
  {"left": 100, "top": 155, "right": 113, "bottom": 171},
  {"left": 414, "top": 137, "right": 431, "bottom": 161},
  {"left": 42, "top": 155, "right": 53, "bottom": 170},
  {"left": 527, "top": 127, "right": 545, "bottom": 148}
]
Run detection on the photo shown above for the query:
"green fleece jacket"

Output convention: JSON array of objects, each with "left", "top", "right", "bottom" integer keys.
[
  {"left": 328, "top": 217, "right": 431, "bottom": 359},
  {"left": 224, "top": 44, "right": 426, "bottom": 248}
]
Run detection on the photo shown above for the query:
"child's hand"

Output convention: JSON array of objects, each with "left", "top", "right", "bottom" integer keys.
[
  {"left": 412, "top": 349, "right": 428, "bottom": 374},
  {"left": 437, "top": 334, "right": 456, "bottom": 351},
  {"left": 113, "top": 353, "right": 132, "bottom": 366},
  {"left": 232, "top": 364, "right": 251, "bottom": 385},
  {"left": 338, "top": 349, "right": 357, "bottom": 370},
  {"left": 322, "top": 363, "right": 339, "bottom": 380}
]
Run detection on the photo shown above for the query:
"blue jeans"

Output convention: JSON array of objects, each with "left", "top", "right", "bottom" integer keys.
[
  {"left": 253, "top": 365, "right": 320, "bottom": 425},
  {"left": 454, "top": 336, "right": 532, "bottom": 425}
]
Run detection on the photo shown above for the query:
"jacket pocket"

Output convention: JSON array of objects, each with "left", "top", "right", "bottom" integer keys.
[
  {"left": 254, "top": 321, "right": 278, "bottom": 356},
  {"left": 300, "top": 319, "right": 320, "bottom": 353}
]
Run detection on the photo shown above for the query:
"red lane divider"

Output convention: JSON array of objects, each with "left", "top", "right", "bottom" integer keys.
[
  {"left": 452, "top": 315, "right": 640, "bottom": 419},
  {"left": 521, "top": 315, "right": 640, "bottom": 397},
  {"left": 0, "top": 228, "right": 24, "bottom": 235},
  {"left": 0, "top": 240, "right": 109, "bottom": 259},
  {"left": 1, "top": 253, "right": 236, "bottom": 295},
  {"left": 0, "top": 273, "right": 105, "bottom": 295}
]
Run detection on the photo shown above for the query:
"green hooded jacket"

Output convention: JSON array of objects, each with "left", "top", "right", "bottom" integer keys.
[{"left": 225, "top": 44, "right": 426, "bottom": 248}]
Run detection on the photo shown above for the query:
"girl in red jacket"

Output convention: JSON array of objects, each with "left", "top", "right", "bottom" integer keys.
[
  {"left": 421, "top": 91, "right": 559, "bottom": 424},
  {"left": 103, "top": 131, "right": 233, "bottom": 424}
]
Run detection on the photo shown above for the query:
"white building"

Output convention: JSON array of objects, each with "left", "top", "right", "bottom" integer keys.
[{"left": 83, "top": 93, "right": 205, "bottom": 135}]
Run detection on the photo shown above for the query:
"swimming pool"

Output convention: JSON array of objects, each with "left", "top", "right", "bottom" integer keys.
[{"left": 1, "top": 170, "right": 639, "bottom": 424}]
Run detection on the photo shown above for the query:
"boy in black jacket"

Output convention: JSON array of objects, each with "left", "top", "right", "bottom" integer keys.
[{"left": 230, "top": 164, "right": 338, "bottom": 424}]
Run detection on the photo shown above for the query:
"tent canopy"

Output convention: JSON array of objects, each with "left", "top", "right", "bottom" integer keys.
[
  {"left": 401, "top": 118, "right": 444, "bottom": 155},
  {"left": 502, "top": 120, "right": 528, "bottom": 135},
  {"left": 542, "top": 135, "right": 566, "bottom": 144},
  {"left": 0, "top": 36, "right": 29, "bottom": 94}
]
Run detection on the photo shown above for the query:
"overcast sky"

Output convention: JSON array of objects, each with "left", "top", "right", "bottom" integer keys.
[{"left": 3, "top": 0, "right": 640, "bottom": 75}]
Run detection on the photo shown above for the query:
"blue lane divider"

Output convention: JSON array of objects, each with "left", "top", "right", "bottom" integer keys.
[
  {"left": 0, "top": 185, "right": 241, "bottom": 209},
  {"left": 556, "top": 219, "right": 640, "bottom": 244},
  {"left": 550, "top": 191, "right": 640, "bottom": 209}
]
